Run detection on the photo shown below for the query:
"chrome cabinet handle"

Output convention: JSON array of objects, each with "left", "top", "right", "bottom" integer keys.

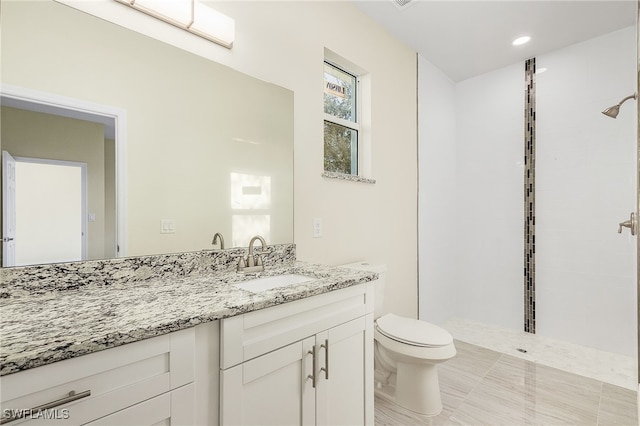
[
  {"left": 1, "top": 390, "right": 91, "bottom": 424},
  {"left": 320, "top": 339, "right": 329, "bottom": 380},
  {"left": 307, "top": 346, "right": 316, "bottom": 388},
  {"left": 618, "top": 212, "right": 637, "bottom": 236}
]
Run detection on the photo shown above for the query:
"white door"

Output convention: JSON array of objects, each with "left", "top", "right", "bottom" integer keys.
[
  {"left": 315, "top": 317, "right": 369, "bottom": 426},
  {"left": 13, "top": 157, "right": 87, "bottom": 265},
  {"left": 220, "top": 338, "right": 316, "bottom": 426},
  {"left": 2, "top": 151, "right": 17, "bottom": 267}
]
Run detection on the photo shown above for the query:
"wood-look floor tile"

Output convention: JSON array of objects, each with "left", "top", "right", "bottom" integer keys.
[
  {"left": 441, "top": 340, "right": 503, "bottom": 378},
  {"left": 597, "top": 383, "right": 638, "bottom": 426},
  {"left": 486, "top": 354, "right": 602, "bottom": 407},
  {"left": 472, "top": 355, "right": 602, "bottom": 425},
  {"left": 375, "top": 395, "right": 452, "bottom": 426},
  {"left": 437, "top": 340, "right": 503, "bottom": 411},
  {"left": 374, "top": 341, "right": 638, "bottom": 426}
]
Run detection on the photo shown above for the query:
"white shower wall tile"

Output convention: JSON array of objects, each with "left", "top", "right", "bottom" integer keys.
[
  {"left": 453, "top": 61, "right": 526, "bottom": 331},
  {"left": 417, "top": 55, "right": 459, "bottom": 325},
  {"left": 535, "top": 25, "right": 636, "bottom": 357},
  {"left": 442, "top": 317, "right": 636, "bottom": 391},
  {"left": 419, "top": 25, "right": 636, "bottom": 362}
]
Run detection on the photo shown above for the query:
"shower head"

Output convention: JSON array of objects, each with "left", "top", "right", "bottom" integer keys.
[{"left": 601, "top": 93, "right": 637, "bottom": 118}]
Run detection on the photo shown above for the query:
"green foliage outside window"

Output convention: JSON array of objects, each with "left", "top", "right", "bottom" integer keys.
[{"left": 324, "top": 62, "right": 358, "bottom": 175}]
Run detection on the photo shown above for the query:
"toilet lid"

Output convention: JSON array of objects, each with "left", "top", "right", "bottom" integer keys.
[{"left": 376, "top": 313, "right": 453, "bottom": 347}]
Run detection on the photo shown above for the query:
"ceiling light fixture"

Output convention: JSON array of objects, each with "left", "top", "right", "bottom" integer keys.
[
  {"left": 512, "top": 36, "right": 531, "bottom": 46},
  {"left": 114, "top": 0, "right": 234, "bottom": 49},
  {"left": 391, "top": 0, "right": 417, "bottom": 10}
]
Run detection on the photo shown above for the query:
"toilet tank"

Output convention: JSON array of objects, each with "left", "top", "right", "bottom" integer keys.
[{"left": 339, "top": 261, "right": 387, "bottom": 319}]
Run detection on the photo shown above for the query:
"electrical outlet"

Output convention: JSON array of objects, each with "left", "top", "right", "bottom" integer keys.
[
  {"left": 160, "top": 219, "right": 176, "bottom": 234},
  {"left": 313, "top": 218, "right": 323, "bottom": 238}
]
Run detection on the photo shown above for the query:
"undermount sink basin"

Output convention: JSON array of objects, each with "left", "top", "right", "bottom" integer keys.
[{"left": 235, "top": 274, "right": 315, "bottom": 293}]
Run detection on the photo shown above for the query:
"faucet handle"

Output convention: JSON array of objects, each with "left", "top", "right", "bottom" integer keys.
[
  {"left": 618, "top": 212, "right": 637, "bottom": 236},
  {"left": 236, "top": 256, "right": 246, "bottom": 272}
]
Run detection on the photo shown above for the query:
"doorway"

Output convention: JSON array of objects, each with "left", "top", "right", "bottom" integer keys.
[
  {"left": 3, "top": 152, "right": 87, "bottom": 266},
  {"left": 0, "top": 84, "right": 128, "bottom": 265}
]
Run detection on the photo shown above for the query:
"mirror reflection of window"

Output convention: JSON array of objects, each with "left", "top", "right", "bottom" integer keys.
[
  {"left": 230, "top": 172, "right": 271, "bottom": 210},
  {"left": 230, "top": 173, "right": 271, "bottom": 247},
  {"left": 231, "top": 215, "right": 270, "bottom": 249}
]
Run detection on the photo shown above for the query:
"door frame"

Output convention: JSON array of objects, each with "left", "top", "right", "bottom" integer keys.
[
  {"left": 2, "top": 151, "right": 16, "bottom": 266},
  {"left": 636, "top": 0, "right": 640, "bottom": 390},
  {"left": 1, "top": 83, "right": 128, "bottom": 257}
]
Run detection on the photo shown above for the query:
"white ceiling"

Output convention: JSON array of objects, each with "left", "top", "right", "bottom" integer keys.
[{"left": 353, "top": 0, "right": 636, "bottom": 82}]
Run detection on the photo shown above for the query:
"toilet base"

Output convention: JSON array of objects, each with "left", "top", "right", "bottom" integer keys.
[
  {"left": 374, "top": 361, "right": 443, "bottom": 416},
  {"left": 396, "top": 361, "right": 442, "bottom": 415}
]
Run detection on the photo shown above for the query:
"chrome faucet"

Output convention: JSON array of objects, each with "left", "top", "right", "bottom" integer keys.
[
  {"left": 212, "top": 232, "right": 225, "bottom": 249},
  {"left": 237, "top": 235, "right": 267, "bottom": 273}
]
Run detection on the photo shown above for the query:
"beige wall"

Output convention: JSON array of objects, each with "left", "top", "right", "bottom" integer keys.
[
  {"left": 2, "top": 1, "right": 418, "bottom": 318},
  {"left": 1, "top": 106, "right": 111, "bottom": 260},
  {"left": 214, "top": 2, "right": 419, "bottom": 318}
]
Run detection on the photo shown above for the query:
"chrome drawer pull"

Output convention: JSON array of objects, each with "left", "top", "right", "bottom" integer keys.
[
  {"left": 307, "top": 346, "right": 316, "bottom": 388},
  {"left": 1, "top": 390, "right": 91, "bottom": 424},
  {"left": 320, "top": 339, "right": 329, "bottom": 380}
]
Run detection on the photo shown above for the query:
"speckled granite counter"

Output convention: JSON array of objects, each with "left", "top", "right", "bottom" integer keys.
[{"left": 0, "top": 247, "right": 376, "bottom": 376}]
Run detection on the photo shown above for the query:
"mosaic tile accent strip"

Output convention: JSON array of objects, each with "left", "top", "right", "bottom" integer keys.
[{"left": 524, "top": 58, "right": 536, "bottom": 334}]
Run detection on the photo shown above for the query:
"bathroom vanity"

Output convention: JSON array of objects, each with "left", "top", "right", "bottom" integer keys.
[{"left": 0, "top": 246, "right": 376, "bottom": 425}]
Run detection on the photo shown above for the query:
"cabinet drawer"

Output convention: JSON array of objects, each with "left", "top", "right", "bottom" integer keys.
[
  {"left": 85, "top": 383, "right": 194, "bottom": 426},
  {"left": 221, "top": 283, "right": 369, "bottom": 368},
  {"left": 1, "top": 328, "right": 194, "bottom": 425}
]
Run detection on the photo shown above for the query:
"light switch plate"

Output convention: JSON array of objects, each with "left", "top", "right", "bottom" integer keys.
[{"left": 313, "top": 218, "right": 323, "bottom": 238}]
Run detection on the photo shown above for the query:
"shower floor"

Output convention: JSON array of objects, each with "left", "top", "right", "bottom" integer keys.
[{"left": 441, "top": 317, "right": 636, "bottom": 390}]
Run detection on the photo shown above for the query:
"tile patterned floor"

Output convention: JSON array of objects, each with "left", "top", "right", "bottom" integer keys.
[
  {"left": 374, "top": 341, "right": 638, "bottom": 426},
  {"left": 442, "top": 318, "right": 636, "bottom": 391}
]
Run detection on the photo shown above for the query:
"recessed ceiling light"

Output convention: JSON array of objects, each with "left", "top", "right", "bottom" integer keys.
[
  {"left": 536, "top": 67, "right": 548, "bottom": 74},
  {"left": 512, "top": 36, "right": 531, "bottom": 46},
  {"left": 390, "top": 0, "right": 417, "bottom": 10}
]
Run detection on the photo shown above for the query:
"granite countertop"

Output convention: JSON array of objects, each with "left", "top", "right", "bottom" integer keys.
[{"left": 0, "top": 262, "right": 377, "bottom": 376}]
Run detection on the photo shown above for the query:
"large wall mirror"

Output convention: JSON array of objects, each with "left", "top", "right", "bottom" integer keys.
[{"left": 0, "top": 0, "right": 294, "bottom": 267}]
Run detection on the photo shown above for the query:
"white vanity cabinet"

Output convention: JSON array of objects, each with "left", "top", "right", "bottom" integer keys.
[
  {"left": 0, "top": 277, "right": 375, "bottom": 426},
  {"left": 0, "top": 326, "right": 205, "bottom": 425},
  {"left": 219, "top": 283, "right": 375, "bottom": 426}
]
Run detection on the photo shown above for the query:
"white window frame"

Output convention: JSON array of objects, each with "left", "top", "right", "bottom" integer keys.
[{"left": 323, "top": 60, "right": 361, "bottom": 176}]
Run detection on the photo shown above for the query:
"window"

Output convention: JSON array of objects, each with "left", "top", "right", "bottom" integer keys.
[{"left": 324, "top": 61, "right": 359, "bottom": 175}]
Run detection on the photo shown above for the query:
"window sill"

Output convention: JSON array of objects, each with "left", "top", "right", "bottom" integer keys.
[{"left": 321, "top": 171, "right": 376, "bottom": 184}]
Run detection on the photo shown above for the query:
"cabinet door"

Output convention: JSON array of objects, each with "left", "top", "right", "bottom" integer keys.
[
  {"left": 315, "top": 315, "right": 373, "bottom": 426},
  {"left": 220, "top": 337, "right": 315, "bottom": 426}
]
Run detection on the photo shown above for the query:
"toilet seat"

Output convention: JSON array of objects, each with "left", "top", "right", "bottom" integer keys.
[{"left": 376, "top": 314, "right": 453, "bottom": 348}]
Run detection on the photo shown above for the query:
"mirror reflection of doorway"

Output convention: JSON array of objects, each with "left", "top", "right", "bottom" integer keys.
[
  {"left": 2, "top": 152, "right": 87, "bottom": 266},
  {"left": 1, "top": 87, "right": 125, "bottom": 267}
]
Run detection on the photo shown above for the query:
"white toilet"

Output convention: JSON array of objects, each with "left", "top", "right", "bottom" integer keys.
[{"left": 342, "top": 262, "right": 456, "bottom": 416}]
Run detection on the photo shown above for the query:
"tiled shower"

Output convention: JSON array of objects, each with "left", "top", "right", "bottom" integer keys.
[{"left": 418, "top": 25, "right": 637, "bottom": 385}]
